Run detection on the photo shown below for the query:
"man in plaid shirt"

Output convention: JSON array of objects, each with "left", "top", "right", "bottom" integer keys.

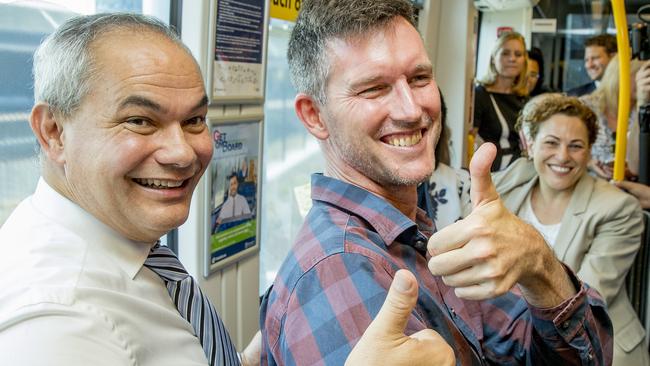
[{"left": 261, "top": 0, "right": 613, "bottom": 365}]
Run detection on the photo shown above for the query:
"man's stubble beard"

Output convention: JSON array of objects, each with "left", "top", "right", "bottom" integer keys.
[{"left": 327, "top": 114, "right": 440, "bottom": 188}]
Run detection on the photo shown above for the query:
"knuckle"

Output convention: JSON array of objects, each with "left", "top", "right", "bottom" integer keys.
[
  {"left": 486, "top": 263, "right": 505, "bottom": 280},
  {"left": 419, "top": 329, "right": 439, "bottom": 339},
  {"left": 472, "top": 215, "right": 489, "bottom": 230},
  {"left": 469, "top": 223, "right": 489, "bottom": 238},
  {"left": 386, "top": 296, "right": 412, "bottom": 315},
  {"left": 475, "top": 243, "right": 496, "bottom": 261},
  {"left": 428, "top": 259, "right": 440, "bottom": 275}
]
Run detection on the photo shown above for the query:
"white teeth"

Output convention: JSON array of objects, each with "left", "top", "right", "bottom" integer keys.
[
  {"left": 549, "top": 165, "right": 570, "bottom": 173},
  {"left": 387, "top": 130, "right": 422, "bottom": 147},
  {"left": 134, "top": 178, "right": 184, "bottom": 188}
]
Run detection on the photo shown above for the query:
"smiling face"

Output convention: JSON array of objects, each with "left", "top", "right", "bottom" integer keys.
[
  {"left": 494, "top": 39, "right": 526, "bottom": 79},
  {"left": 228, "top": 175, "right": 239, "bottom": 197},
  {"left": 316, "top": 17, "right": 440, "bottom": 190},
  {"left": 528, "top": 114, "right": 590, "bottom": 195},
  {"left": 55, "top": 30, "right": 211, "bottom": 242},
  {"left": 584, "top": 45, "right": 613, "bottom": 81}
]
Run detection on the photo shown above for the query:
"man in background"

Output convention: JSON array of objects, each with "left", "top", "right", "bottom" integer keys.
[{"left": 568, "top": 34, "right": 617, "bottom": 96}]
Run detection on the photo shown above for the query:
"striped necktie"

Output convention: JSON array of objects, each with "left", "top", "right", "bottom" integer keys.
[{"left": 144, "top": 243, "right": 240, "bottom": 366}]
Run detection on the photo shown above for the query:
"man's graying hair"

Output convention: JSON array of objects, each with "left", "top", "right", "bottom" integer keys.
[
  {"left": 288, "top": 0, "right": 416, "bottom": 105},
  {"left": 33, "top": 13, "right": 190, "bottom": 118}
]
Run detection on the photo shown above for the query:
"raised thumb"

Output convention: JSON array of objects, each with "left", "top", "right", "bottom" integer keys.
[
  {"left": 367, "top": 269, "right": 419, "bottom": 336},
  {"left": 469, "top": 142, "right": 498, "bottom": 208}
]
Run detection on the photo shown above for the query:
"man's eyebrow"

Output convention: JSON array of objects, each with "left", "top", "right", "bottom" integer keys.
[
  {"left": 350, "top": 63, "right": 434, "bottom": 90},
  {"left": 193, "top": 95, "right": 209, "bottom": 111},
  {"left": 117, "top": 94, "right": 209, "bottom": 113},
  {"left": 350, "top": 75, "right": 384, "bottom": 90},
  {"left": 118, "top": 95, "right": 164, "bottom": 113},
  {"left": 413, "top": 63, "right": 433, "bottom": 74}
]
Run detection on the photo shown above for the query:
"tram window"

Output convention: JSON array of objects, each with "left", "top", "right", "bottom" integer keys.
[
  {"left": 0, "top": 1, "right": 170, "bottom": 225},
  {"left": 259, "top": 18, "right": 326, "bottom": 295},
  {"left": 530, "top": 1, "right": 646, "bottom": 93}
]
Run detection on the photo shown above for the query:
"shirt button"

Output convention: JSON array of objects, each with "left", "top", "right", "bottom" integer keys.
[
  {"left": 414, "top": 240, "right": 426, "bottom": 251},
  {"left": 561, "top": 321, "right": 570, "bottom": 329},
  {"left": 587, "top": 353, "right": 593, "bottom": 361}
]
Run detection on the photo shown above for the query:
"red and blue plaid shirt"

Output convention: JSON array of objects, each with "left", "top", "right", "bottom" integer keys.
[{"left": 261, "top": 173, "right": 613, "bottom": 365}]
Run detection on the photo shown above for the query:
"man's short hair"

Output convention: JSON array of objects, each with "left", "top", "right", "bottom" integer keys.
[
  {"left": 584, "top": 34, "right": 617, "bottom": 55},
  {"left": 33, "top": 13, "right": 191, "bottom": 118},
  {"left": 287, "top": 0, "right": 416, "bottom": 105}
]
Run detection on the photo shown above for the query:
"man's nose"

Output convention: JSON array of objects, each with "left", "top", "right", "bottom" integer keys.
[
  {"left": 156, "top": 125, "right": 197, "bottom": 168},
  {"left": 389, "top": 78, "right": 422, "bottom": 123}
]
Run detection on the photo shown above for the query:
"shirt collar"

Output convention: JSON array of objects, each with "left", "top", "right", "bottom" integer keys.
[
  {"left": 310, "top": 173, "right": 433, "bottom": 246},
  {"left": 32, "top": 178, "right": 153, "bottom": 279}
]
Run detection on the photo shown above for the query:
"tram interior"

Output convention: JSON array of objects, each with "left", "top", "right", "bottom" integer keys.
[{"left": 1, "top": 0, "right": 649, "bottom": 354}]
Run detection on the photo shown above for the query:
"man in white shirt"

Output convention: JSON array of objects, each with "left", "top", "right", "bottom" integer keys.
[
  {"left": 0, "top": 12, "right": 451, "bottom": 366},
  {"left": 0, "top": 13, "right": 251, "bottom": 366},
  {"left": 216, "top": 174, "right": 252, "bottom": 226}
]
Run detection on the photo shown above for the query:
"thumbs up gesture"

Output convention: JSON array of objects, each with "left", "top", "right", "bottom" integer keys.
[
  {"left": 345, "top": 270, "right": 455, "bottom": 366},
  {"left": 427, "top": 144, "right": 575, "bottom": 307}
]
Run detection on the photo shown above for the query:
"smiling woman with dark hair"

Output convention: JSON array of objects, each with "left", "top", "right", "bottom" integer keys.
[{"left": 495, "top": 93, "right": 648, "bottom": 366}]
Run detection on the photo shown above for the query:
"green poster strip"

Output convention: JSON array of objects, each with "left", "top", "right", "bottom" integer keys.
[{"left": 211, "top": 219, "right": 257, "bottom": 251}]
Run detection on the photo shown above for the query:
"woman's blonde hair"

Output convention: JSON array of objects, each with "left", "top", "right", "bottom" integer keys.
[
  {"left": 479, "top": 31, "right": 529, "bottom": 97},
  {"left": 591, "top": 54, "right": 645, "bottom": 116}
]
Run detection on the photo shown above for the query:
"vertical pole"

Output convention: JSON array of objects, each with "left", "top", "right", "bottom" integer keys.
[{"left": 611, "top": 0, "right": 631, "bottom": 181}]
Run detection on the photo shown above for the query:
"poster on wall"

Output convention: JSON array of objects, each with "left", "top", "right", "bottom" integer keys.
[
  {"left": 205, "top": 121, "right": 261, "bottom": 274},
  {"left": 211, "top": 0, "right": 267, "bottom": 102}
]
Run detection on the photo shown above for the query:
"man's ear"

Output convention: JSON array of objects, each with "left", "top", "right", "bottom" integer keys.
[
  {"left": 29, "top": 103, "right": 66, "bottom": 164},
  {"left": 295, "top": 93, "right": 329, "bottom": 140}
]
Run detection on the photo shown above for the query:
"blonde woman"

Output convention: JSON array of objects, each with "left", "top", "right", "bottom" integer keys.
[
  {"left": 495, "top": 94, "right": 648, "bottom": 365},
  {"left": 580, "top": 55, "right": 646, "bottom": 179},
  {"left": 473, "top": 31, "right": 528, "bottom": 171}
]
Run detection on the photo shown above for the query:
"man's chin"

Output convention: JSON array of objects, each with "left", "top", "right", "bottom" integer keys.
[
  {"left": 376, "top": 170, "right": 433, "bottom": 188},
  {"left": 140, "top": 211, "right": 190, "bottom": 237}
]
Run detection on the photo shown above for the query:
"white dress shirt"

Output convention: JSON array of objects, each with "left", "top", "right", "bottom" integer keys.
[
  {"left": 217, "top": 194, "right": 251, "bottom": 222},
  {"left": 0, "top": 178, "right": 208, "bottom": 366}
]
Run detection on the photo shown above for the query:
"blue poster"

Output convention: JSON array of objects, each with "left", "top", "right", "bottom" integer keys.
[{"left": 208, "top": 122, "right": 260, "bottom": 267}]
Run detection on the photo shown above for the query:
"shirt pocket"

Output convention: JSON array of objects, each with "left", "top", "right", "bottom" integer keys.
[{"left": 617, "top": 317, "right": 646, "bottom": 353}]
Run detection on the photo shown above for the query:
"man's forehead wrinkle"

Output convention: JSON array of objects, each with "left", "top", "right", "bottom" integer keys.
[{"left": 111, "top": 71, "right": 206, "bottom": 96}]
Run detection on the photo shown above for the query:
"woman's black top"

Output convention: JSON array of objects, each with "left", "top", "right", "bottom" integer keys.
[{"left": 473, "top": 84, "right": 527, "bottom": 171}]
